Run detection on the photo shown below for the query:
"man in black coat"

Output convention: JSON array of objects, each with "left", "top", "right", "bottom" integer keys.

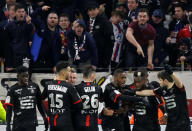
[{"left": 86, "top": 2, "right": 114, "bottom": 69}]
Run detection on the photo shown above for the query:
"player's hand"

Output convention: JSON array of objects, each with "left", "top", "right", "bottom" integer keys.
[
  {"left": 159, "top": 115, "right": 168, "bottom": 124},
  {"left": 142, "top": 97, "right": 150, "bottom": 107},
  {"left": 136, "top": 46, "right": 145, "bottom": 58},
  {"left": 42, "top": 6, "right": 50, "bottom": 11},
  {"left": 164, "top": 64, "right": 173, "bottom": 75},
  {"left": 103, "top": 108, "right": 114, "bottom": 116},
  {"left": 6, "top": 125, "right": 11, "bottom": 131}
]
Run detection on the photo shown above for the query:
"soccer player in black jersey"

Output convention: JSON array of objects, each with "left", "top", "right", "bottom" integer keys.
[
  {"left": 5, "top": 66, "right": 48, "bottom": 131},
  {"left": 101, "top": 69, "right": 149, "bottom": 131},
  {"left": 128, "top": 68, "right": 164, "bottom": 131},
  {"left": 75, "top": 65, "right": 103, "bottom": 131},
  {"left": 136, "top": 65, "right": 191, "bottom": 131},
  {"left": 42, "top": 61, "right": 83, "bottom": 131}
]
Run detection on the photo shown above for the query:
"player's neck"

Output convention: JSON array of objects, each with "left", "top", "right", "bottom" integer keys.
[
  {"left": 167, "top": 82, "right": 174, "bottom": 89},
  {"left": 57, "top": 76, "right": 67, "bottom": 81},
  {"left": 84, "top": 79, "right": 93, "bottom": 82}
]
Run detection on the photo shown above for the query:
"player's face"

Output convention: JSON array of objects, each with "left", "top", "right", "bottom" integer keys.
[
  {"left": 134, "top": 77, "right": 146, "bottom": 89},
  {"left": 111, "top": 15, "right": 122, "bottom": 24},
  {"left": 116, "top": 72, "right": 126, "bottom": 87},
  {"left": 159, "top": 78, "right": 167, "bottom": 87},
  {"left": 69, "top": 72, "right": 77, "bottom": 85},
  {"left": 137, "top": 12, "right": 149, "bottom": 25},
  {"left": 18, "top": 72, "right": 29, "bottom": 85}
]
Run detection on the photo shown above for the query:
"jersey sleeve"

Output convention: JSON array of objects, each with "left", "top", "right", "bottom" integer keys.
[
  {"left": 41, "top": 82, "right": 48, "bottom": 100},
  {"left": 153, "top": 87, "right": 163, "bottom": 98},
  {"left": 68, "top": 86, "right": 82, "bottom": 105},
  {"left": 98, "top": 86, "right": 104, "bottom": 102},
  {"left": 5, "top": 88, "right": 14, "bottom": 107}
]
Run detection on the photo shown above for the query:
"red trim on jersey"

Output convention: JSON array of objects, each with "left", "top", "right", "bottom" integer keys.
[
  {"left": 57, "top": 81, "right": 61, "bottom": 84},
  {"left": 73, "top": 99, "right": 82, "bottom": 104},
  {"left": 86, "top": 115, "right": 90, "bottom": 127},
  {"left": 158, "top": 97, "right": 165, "bottom": 107},
  {"left": 54, "top": 114, "right": 58, "bottom": 126},
  {"left": 47, "top": 116, "right": 50, "bottom": 124},
  {"left": 152, "top": 90, "right": 160, "bottom": 98},
  {"left": 98, "top": 118, "right": 102, "bottom": 125},
  {"left": 87, "top": 82, "right": 91, "bottom": 86},
  {"left": 130, "top": 85, "right": 136, "bottom": 89},
  {"left": 4, "top": 103, "right": 14, "bottom": 107},
  {"left": 114, "top": 94, "right": 121, "bottom": 103}
]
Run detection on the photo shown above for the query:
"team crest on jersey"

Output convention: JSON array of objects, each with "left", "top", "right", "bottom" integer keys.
[
  {"left": 15, "top": 89, "right": 22, "bottom": 95},
  {"left": 28, "top": 86, "right": 35, "bottom": 94},
  {"left": 5, "top": 96, "right": 11, "bottom": 103},
  {"left": 95, "top": 25, "right": 100, "bottom": 29}
]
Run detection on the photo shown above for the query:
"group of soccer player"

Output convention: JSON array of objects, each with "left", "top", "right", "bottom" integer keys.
[{"left": 4, "top": 61, "right": 191, "bottom": 131}]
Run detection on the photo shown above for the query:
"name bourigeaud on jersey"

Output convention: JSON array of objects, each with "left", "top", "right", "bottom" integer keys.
[{"left": 48, "top": 85, "right": 68, "bottom": 93}]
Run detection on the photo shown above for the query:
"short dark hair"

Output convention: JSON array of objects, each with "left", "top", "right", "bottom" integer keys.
[
  {"left": 71, "top": 68, "right": 77, "bottom": 73},
  {"left": 134, "top": 67, "right": 148, "bottom": 78},
  {"left": 15, "top": 3, "right": 24, "bottom": 11},
  {"left": 138, "top": 8, "right": 149, "bottom": 16},
  {"left": 174, "top": 3, "right": 186, "bottom": 11},
  {"left": 8, "top": 3, "right": 16, "bottom": 10},
  {"left": 113, "top": 68, "right": 125, "bottom": 77},
  {"left": 56, "top": 61, "right": 69, "bottom": 73},
  {"left": 16, "top": 66, "right": 28, "bottom": 75},
  {"left": 111, "top": 10, "right": 124, "bottom": 19},
  {"left": 157, "top": 71, "right": 173, "bottom": 82},
  {"left": 83, "top": 65, "right": 96, "bottom": 78},
  {"left": 59, "top": 13, "right": 70, "bottom": 20}
]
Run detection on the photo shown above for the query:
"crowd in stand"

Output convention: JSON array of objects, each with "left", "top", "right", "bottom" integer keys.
[{"left": 0, "top": 0, "right": 192, "bottom": 72}]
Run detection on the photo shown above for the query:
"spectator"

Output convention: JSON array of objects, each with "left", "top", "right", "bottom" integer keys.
[
  {"left": 110, "top": 11, "right": 125, "bottom": 68},
  {"left": 168, "top": 38, "right": 192, "bottom": 69},
  {"left": 0, "top": 3, "right": 15, "bottom": 28},
  {"left": 86, "top": 2, "right": 114, "bottom": 69},
  {"left": 67, "top": 19, "right": 98, "bottom": 69},
  {"left": 58, "top": 13, "right": 71, "bottom": 61},
  {"left": 149, "top": 9, "right": 169, "bottom": 66},
  {"left": 68, "top": 67, "right": 77, "bottom": 86},
  {"left": 138, "top": 0, "right": 160, "bottom": 16},
  {"left": 127, "top": 0, "right": 140, "bottom": 22},
  {"left": 177, "top": 14, "right": 192, "bottom": 42},
  {"left": 4, "top": 3, "right": 33, "bottom": 71},
  {"left": 124, "top": 8, "right": 156, "bottom": 70},
  {"left": 167, "top": 3, "right": 188, "bottom": 45},
  {"left": 31, "top": 6, "right": 62, "bottom": 70}
]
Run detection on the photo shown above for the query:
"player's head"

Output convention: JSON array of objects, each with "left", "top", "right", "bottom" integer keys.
[
  {"left": 16, "top": 66, "right": 29, "bottom": 86},
  {"left": 133, "top": 68, "right": 148, "bottom": 89},
  {"left": 69, "top": 68, "right": 77, "bottom": 85},
  {"left": 157, "top": 70, "right": 173, "bottom": 87},
  {"left": 113, "top": 69, "right": 126, "bottom": 87},
  {"left": 137, "top": 8, "right": 149, "bottom": 25},
  {"left": 83, "top": 65, "right": 96, "bottom": 82},
  {"left": 15, "top": 3, "right": 25, "bottom": 21},
  {"left": 56, "top": 61, "right": 71, "bottom": 80}
]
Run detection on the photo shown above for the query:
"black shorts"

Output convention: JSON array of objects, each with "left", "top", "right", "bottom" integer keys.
[
  {"left": 75, "top": 126, "right": 98, "bottom": 131},
  {"left": 12, "top": 125, "right": 36, "bottom": 131},
  {"left": 166, "top": 124, "right": 191, "bottom": 131},
  {"left": 50, "top": 125, "right": 74, "bottom": 131}
]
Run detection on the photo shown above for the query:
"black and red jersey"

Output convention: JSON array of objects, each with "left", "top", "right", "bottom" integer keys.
[
  {"left": 153, "top": 84, "right": 190, "bottom": 128},
  {"left": 5, "top": 82, "right": 41, "bottom": 127},
  {"left": 75, "top": 81, "right": 103, "bottom": 128},
  {"left": 42, "top": 80, "right": 82, "bottom": 128}
]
